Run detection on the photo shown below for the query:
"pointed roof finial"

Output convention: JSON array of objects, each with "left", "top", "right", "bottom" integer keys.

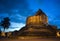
[{"left": 35, "top": 9, "right": 46, "bottom": 16}]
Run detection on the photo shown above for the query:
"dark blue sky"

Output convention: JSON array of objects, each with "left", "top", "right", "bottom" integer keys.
[{"left": 0, "top": 0, "right": 60, "bottom": 32}]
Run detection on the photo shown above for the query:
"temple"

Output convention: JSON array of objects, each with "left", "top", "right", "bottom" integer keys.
[
  {"left": 26, "top": 9, "right": 48, "bottom": 26},
  {"left": 0, "top": 9, "right": 60, "bottom": 39},
  {"left": 18, "top": 9, "right": 57, "bottom": 38}
]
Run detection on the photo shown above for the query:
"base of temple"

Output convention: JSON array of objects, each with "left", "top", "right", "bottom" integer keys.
[{"left": 18, "top": 36, "right": 58, "bottom": 39}]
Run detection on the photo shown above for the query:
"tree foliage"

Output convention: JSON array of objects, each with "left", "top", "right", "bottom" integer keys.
[{"left": 1, "top": 17, "right": 10, "bottom": 31}]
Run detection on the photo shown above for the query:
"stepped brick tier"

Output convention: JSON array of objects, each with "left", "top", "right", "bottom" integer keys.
[{"left": 18, "top": 9, "right": 57, "bottom": 38}]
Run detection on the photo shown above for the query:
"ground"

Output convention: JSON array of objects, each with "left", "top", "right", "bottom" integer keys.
[{"left": 0, "top": 37, "right": 60, "bottom": 41}]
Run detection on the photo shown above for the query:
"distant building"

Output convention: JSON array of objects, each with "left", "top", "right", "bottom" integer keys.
[{"left": 0, "top": 29, "right": 1, "bottom": 36}]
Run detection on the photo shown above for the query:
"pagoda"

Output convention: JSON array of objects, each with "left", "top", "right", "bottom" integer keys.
[{"left": 18, "top": 9, "right": 57, "bottom": 37}]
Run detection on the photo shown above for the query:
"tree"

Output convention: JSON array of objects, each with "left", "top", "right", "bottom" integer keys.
[
  {"left": 1, "top": 17, "right": 10, "bottom": 31},
  {"left": 1, "top": 17, "right": 10, "bottom": 37}
]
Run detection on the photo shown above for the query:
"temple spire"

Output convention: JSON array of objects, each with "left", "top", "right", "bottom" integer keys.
[{"left": 35, "top": 9, "right": 46, "bottom": 16}]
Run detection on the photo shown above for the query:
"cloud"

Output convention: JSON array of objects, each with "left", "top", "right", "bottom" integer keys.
[
  {"left": 10, "top": 22, "right": 25, "bottom": 28},
  {"left": 5, "top": 22, "right": 25, "bottom": 32},
  {"left": 10, "top": 14, "right": 26, "bottom": 23},
  {"left": 15, "top": 14, "right": 26, "bottom": 20},
  {"left": 0, "top": 0, "right": 34, "bottom": 32},
  {"left": 0, "top": 0, "right": 28, "bottom": 13},
  {"left": 0, "top": 0, "right": 34, "bottom": 23}
]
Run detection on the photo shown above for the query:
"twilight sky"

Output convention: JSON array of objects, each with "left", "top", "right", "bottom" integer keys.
[{"left": 0, "top": 0, "right": 60, "bottom": 32}]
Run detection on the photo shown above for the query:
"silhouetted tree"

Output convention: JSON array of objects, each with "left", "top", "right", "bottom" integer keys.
[
  {"left": 1, "top": 17, "right": 10, "bottom": 30},
  {"left": 1, "top": 17, "right": 10, "bottom": 31},
  {"left": 1, "top": 17, "right": 10, "bottom": 37}
]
